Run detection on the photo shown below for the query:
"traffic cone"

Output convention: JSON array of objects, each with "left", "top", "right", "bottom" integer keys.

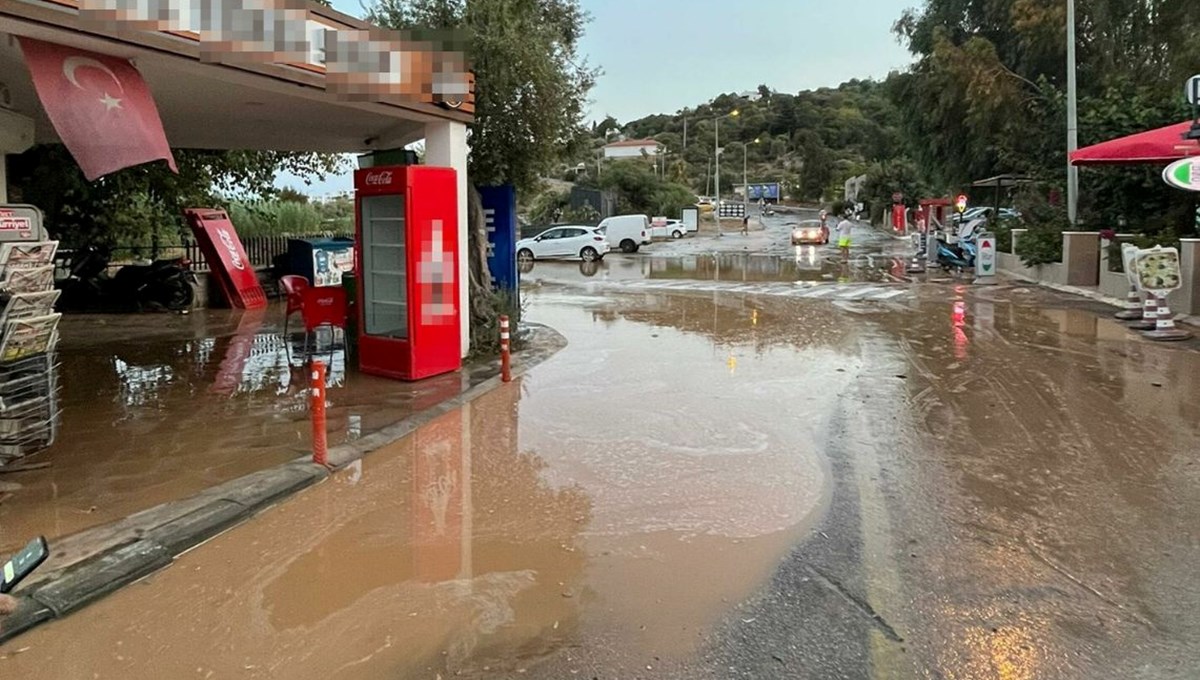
[
  {"left": 1126, "top": 294, "right": 1158, "bottom": 331},
  {"left": 1114, "top": 284, "right": 1144, "bottom": 320},
  {"left": 1140, "top": 294, "right": 1193, "bottom": 341}
]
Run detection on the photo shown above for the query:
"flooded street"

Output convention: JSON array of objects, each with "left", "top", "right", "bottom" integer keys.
[
  {"left": 0, "top": 310, "right": 483, "bottom": 558},
  {"left": 3, "top": 222, "right": 1200, "bottom": 678}
]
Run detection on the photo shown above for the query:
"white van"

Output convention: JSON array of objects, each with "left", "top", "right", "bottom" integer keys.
[{"left": 597, "top": 214, "right": 651, "bottom": 253}]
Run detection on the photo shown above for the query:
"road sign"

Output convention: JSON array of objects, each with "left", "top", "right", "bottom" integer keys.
[
  {"left": 1187, "top": 74, "right": 1200, "bottom": 105},
  {"left": 955, "top": 194, "right": 968, "bottom": 213},
  {"left": 975, "top": 232, "right": 997, "bottom": 284},
  {"left": 1163, "top": 158, "right": 1200, "bottom": 191}
]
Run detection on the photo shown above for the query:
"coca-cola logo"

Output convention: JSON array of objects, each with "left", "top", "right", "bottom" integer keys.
[
  {"left": 217, "top": 228, "right": 245, "bottom": 270},
  {"left": 364, "top": 171, "right": 393, "bottom": 186}
]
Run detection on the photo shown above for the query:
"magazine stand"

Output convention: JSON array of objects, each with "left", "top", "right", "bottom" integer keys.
[{"left": 0, "top": 240, "right": 61, "bottom": 465}]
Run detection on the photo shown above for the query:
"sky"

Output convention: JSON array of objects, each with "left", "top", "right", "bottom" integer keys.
[{"left": 279, "top": 0, "right": 915, "bottom": 195}]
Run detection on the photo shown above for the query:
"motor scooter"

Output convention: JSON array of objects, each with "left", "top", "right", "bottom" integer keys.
[
  {"left": 57, "top": 245, "right": 197, "bottom": 312},
  {"left": 936, "top": 218, "right": 986, "bottom": 272}
]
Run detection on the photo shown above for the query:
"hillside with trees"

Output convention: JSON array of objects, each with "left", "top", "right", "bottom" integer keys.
[{"left": 570, "top": 80, "right": 901, "bottom": 209}]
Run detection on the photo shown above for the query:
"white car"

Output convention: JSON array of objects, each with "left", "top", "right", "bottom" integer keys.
[
  {"left": 517, "top": 226, "right": 609, "bottom": 263},
  {"left": 649, "top": 219, "right": 687, "bottom": 240}
]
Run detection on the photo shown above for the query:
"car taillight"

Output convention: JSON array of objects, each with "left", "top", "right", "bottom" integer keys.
[{"left": 594, "top": 237, "right": 604, "bottom": 241}]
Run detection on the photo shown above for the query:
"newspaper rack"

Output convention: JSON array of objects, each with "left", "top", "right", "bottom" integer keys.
[{"left": 0, "top": 240, "right": 62, "bottom": 465}]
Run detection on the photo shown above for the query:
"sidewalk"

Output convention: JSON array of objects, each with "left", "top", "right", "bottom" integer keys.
[
  {"left": 0, "top": 319, "right": 565, "bottom": 644},
  {"left": 997, "top": 271, "right": 1200, "bottom": 329}
]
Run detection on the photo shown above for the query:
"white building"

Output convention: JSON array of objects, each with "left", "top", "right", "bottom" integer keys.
[{"left": 602, "top": 139, "right": 662, "bottom": 160}]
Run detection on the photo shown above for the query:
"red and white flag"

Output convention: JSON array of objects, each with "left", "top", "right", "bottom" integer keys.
[{"left": 19, "top": 38, "right": 177, "bottom": 181}]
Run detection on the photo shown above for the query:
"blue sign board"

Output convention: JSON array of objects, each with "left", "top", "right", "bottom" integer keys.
[
  {"left": 746, "top": 183, "right": 781, "bottom": 201},
  {"left": 478, "top": 184, "right": 518, "bottom": 296}
]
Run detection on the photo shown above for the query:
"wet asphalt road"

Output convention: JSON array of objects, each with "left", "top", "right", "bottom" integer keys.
[{"left": 3, "top": 217, "right": 1200, "bottom": 679}]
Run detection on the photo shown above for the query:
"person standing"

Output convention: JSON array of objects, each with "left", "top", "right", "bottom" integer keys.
[
  {"left": 741, "top": 214, "right": 749, "bottom": 236},
  {"left": 837, "top": 212, "right": 854, "bottom": 259}
]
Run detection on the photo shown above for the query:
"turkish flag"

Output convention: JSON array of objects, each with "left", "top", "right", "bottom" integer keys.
[{"left": 19, "top": 38, "right": 177, "bottom": 181}]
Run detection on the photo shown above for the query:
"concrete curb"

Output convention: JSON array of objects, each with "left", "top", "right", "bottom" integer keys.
[{"left": 0, "top": 324, "right": 566, "bottom": 646}]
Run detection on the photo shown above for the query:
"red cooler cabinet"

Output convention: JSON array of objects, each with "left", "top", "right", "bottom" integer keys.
[{"left": 354, "top": 165, "right": 461, "bottom": 381}]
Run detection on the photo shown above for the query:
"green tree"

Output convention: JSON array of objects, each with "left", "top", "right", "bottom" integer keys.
[
  {"left": 9, "top": 145, "right": 345, "bottom": 249},
  {"left": 890, "top": 0, "right": 1199, "bottom": 236}
]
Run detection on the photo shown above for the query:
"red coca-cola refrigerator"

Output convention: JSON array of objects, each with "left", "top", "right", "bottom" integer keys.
[{"left": 354, "top": 165, "right": 461, "bottom": 381}]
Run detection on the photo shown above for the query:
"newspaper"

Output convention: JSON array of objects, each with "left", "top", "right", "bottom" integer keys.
[{"left": 0, "top": 314, "right": 61, "bottom": 363}]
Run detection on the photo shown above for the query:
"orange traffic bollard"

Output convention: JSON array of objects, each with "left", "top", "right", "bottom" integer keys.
[
  {"left": 500, "top": 315, "right": 512, "bottom": 383},
  {"left": 310, "top": 360, "right": 328, "bottom": 466}
]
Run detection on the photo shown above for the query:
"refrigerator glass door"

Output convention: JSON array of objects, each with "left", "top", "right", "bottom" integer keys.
[{"left": 360, "top": 195, "right": 408, "bottom": 338}]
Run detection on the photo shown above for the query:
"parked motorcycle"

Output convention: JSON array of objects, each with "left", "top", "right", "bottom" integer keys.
[
  {"left": 57, "top": 245, "right": 197, "bottom": 312},
  {"left": 935, "top": 218, "right": 986, "bottom": 272}
]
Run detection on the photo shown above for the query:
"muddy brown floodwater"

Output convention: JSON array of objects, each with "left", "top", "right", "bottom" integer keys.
[
  {"left": 0, "top": 287, "right": 849, "bottom": 678},
  {"left": 4, "top": 261, "right": 1200, "bottom": 678},
  {"left": 0, "top": 308, "right": 482, "bottom": 558}
]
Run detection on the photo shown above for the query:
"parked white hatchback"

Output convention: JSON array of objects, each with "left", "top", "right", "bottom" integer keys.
[{"left": 516, "top": 226, "right": 610, "bottom": 263}]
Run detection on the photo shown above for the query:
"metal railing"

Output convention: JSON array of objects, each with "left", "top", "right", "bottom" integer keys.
[{"left": 57, "top": 233, "right": 354, "bottom": 274}]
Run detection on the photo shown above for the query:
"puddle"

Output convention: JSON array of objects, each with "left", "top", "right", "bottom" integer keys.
[
  {"left": 521, "top": 251, "right": 906, "bottom": 287},
  {"left": 0, "top": 306, "right": 473, "bottom": 556}
]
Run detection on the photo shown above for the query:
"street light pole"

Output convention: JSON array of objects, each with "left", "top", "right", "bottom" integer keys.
[
  {"left": 714, "top": 117, "right": 722, "bottom": 237},
  {"left": 743, "top": 142, "right": 748, "bottom": 217},
  {"left": 1066, "top": 0, "right": 1079, "bottom": 225}
]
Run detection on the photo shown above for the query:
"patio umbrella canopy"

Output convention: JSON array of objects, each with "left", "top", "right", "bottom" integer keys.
[{"left": 1070, "top": 121, "right": 1200, "bottom": 166}]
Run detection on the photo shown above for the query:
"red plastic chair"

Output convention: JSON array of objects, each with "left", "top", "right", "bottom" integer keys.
[{"left": 279, "top": 275, "right": 309, "bottom": 342}]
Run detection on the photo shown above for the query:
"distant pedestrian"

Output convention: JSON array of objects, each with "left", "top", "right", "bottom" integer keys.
[
  {"left": 837, "top": 213, "right": 854, "bottom": 259},
  {"left": 741, "top": 214, "right": 749, "bottom": 235}
]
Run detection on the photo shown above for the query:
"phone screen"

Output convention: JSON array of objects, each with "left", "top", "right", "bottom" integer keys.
[{"left": 1, "top": 536, "right": 50, "bottom": 594}]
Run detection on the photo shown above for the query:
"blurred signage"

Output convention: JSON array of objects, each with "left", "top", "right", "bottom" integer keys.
[
  {"left": 744, "top": 183, "right": 780, "bottom": 201},
  {"left": 478, "top": 184, "right": 518, "bottom": 296},
  {"left": 955, "top": 194, "right": 968, "bottom": 213},
  {"left": 975, "top": 232, "right": 997, "bottom": 281},
  {"left": 1162, "top": 158, "right": 1200, "bottom": 191}
]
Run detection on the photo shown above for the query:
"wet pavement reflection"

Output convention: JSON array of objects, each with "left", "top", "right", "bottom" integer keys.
[
  {"left": 0, "top": 308, "right": 476, "bottom": 557},
  {"left": 0, "top": 284, "right": 845, "bottom": 678}
]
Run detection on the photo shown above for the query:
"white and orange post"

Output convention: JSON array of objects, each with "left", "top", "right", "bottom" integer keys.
[
  {"left": 500, "top": 316, "right": 512, "bottom": 383},
  {"left": 310, "top": 360, "right": 328, "bottom": 466}
]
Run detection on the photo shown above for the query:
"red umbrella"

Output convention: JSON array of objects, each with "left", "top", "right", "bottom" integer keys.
[{"left": 1070, "top": 121, "right": 1200, "bottom": 166}]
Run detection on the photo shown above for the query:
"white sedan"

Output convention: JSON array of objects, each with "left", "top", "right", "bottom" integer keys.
[{"left": 517, "top": 226, "right": 610, "bottom": 263}]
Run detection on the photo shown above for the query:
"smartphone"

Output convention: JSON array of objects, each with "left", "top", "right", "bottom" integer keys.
[{"left": 1, "top": 536, "right": 50, "bottom": 594}]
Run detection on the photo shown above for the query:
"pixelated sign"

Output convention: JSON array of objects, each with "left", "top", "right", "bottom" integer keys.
[{"left": 418, "top": 219, "right": 456, "bottom": 326}]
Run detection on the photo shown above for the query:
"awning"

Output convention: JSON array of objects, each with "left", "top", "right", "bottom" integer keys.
[
  {"left": 971, "top": 174, "right": 1033, "bottom": 188},
  {"left": 1069, "top": 121, "right": 1200, "bottom": 166},
  {"left": 0, "top": 0, "right": 473, "bottom": 154}
]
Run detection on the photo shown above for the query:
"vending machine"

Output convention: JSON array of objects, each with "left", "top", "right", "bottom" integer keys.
[{"left": 354, "top": 166, "right": 461, "bottom": 381}]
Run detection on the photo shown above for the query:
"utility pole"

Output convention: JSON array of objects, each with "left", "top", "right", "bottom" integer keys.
[
  {"left": 1066, "top": 0, "right": 1079, "bottom": 225},
  {"left": 683, "top": 117, "right": 688, "bottom": 152}
]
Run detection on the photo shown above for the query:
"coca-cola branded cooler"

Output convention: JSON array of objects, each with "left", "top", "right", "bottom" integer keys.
[{"left": 354, "top": 165, "right": 461, "bottom": 381}]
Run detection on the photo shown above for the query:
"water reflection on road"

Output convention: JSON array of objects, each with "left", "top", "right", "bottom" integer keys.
[{"left": 3, "top": 286, "right": 841, "bottom": 678}]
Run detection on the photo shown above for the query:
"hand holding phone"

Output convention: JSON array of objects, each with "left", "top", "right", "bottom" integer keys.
[{"left": 1, "top": 536, "right": 50, "bottom": 595}]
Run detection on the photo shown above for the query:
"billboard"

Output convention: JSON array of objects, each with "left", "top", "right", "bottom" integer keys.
[{"left": 744, "top": 183, "right": 781, "bottom": 202}]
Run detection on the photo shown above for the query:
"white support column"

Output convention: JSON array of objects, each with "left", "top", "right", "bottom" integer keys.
[
  {"left": 424, "top": 120, "right": 470, "bottom": 358},
  {"left": 0, "top": 156, "right": 8, "bottom": 203}
]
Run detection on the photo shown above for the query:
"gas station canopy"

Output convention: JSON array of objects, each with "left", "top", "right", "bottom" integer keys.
[{"left": 0, "top": 0, "right": 474, "bottom": 153}]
